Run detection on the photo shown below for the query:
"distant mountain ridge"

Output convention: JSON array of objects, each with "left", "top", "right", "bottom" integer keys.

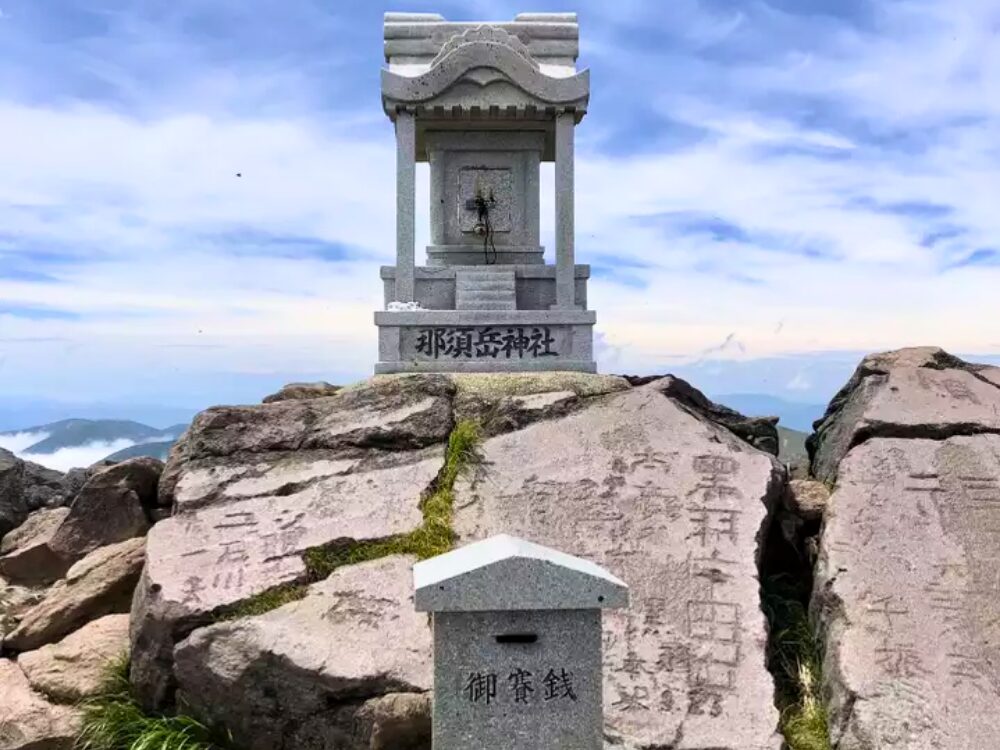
[
  {"left": 711, "top": 393, "right": 825, "bottom": 433},
  {"left": 0, "top": 419, "right": 187, "bottom": 468},
  {"left": 3, "top": 419, "right": 186, "bottom": 455},
  {"left": 103, "top": 440, "right": 177, "bottom": 462}
]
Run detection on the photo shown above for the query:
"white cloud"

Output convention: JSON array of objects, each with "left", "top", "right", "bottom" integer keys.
[
  {"left": 0, "top": 431, "right": 49, "bottom": 454},
  {"left": 786, "top": 372, "right": 812, "bottom": 392},
  {"left": 20, "top": 440, "right": 138, "bottom": 472},
  {"left": 0, "top": 0, "right": 998, "bottom": 405}
]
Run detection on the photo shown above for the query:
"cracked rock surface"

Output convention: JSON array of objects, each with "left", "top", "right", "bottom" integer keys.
[
  {"left": 130, "top": 371, "right": 783, "bottom": 748},
  {"left": 453, "top": 380, "right": 783, "bottom": 749},
  {"left": 174, "top": 556, "right": 431, "bottom": 750},
  {"left": 808, "top": 346, "right": 1000, "bottom": 483},
  {"left": 811, "top": 348, "right": 1000, "bottom": 749},
  {"left": 131, "top": 375, "right": 450, "bottom": 710}
]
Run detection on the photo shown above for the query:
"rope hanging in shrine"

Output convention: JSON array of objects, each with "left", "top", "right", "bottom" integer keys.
[{"left": 471, "top": 191, "right": 499, "bottom": 265}]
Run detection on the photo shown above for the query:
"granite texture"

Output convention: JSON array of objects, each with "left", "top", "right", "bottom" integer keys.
[
  {"left": 553, "top": 112, "right": 576, "bottom": 310},
  {"left": 4, "top": 538, "right": 144, "bottom": 652},
  {"left": 427, "top": 131, "right": 543, "bottom": 262},
  {"left": 377, "top": 12, "right": 592, "bottom": 375},
  {"left": 46, "top": 458, "right": 159, "bottom": 573},
  {"left": 0, "top": 508, "right": 69, "bottom": 586},
  {"left": 131, "top": 376, "right": 453, "bottom": 710},
  {"left": 375, "top": 312, "right": 596, "bottom": 374},
  {"left": 808, "top": 346, "right": 1000, "bottom": 483},
  {"left": 173, "top": 556, "right": 432, "bottom": 750},
  {"left": 124, "top": 372, "right": 782, "bottom": 746},
  {"left": 414, "top": 534, "right": 627, "bottom": 612},
  {"left": 813, "top": 435, "right": 1000, "bottom": 749},
  {"left": 18, "top": 614, "right": 130, "bottom": 703},
  {"left": 451, "top": 380, "right": 784, "bottom": 748},
  {"left": 0, "top": 449, "right": 27, "bottom": 542},
  {"left": 0, "top": 658, "right": 79, "bottom": 750},
  {"left": 433, "top": 609, "right": 603, "bottom": 750},
  {"left": 381, "top": 265, "right": 591, "bottom": 312},
  {"left": 395, "top": 111, "right": 416, "bottom": 303},
  {"left": 384, "top": 13, "right": 580, "bottom": 79}
]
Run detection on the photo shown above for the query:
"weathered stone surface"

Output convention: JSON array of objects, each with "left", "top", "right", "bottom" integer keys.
[
  {"left": 4, "top": 538, "right": 144, "bottom": 652},
  {"left": 0, "top": 508, "right": 70, "bottom": 585},
  {"left": 813, "top": 434, "right": 1000, "bottom": 749},
  {"left": 980, "top": 366, "right": 1000, "bottom": 389},
  {"left": 1, "top": 578, "right": 45, "bottom": 638},
  {"left": 809, "top": 347, "right": 1000, "bottom": 482},
  {"left": 130, "top": 376, "right": 455, "bottom": 710},
  {"left": 783, "top": 479, "right": 828, "bottom": 524},
  {"left": 59, "top": 468, "right": 91, "bottom": 507},
  {"left": 18, "top": 614, "right": 129, "bottom": 703},
  {"left": 159, "top": 374, "right": 455, "bottom": 506},
  {"left": 20, "top": 462, "right": 66, "bottom": 512},
  {"left": 262, "top": 381, "right": 342, "bottom": 403},
  {"left": 0, "top": 509, "right": 68, "bottom": 557},
  {"left": 450, "top": 371, "right": 629, "bottom": 435},
  {"left": 173, "top": 556, "right": 432, "bottom": 750},
  {"left": 45, "top": 459, "right": 159, "bottom": 572},
  {"left": 353, "top": 692, "right": 431, "bottom": 750},
  {"left": 625, "top": 375, "right": 780, "bottom": 456},
  {"left": 452, "top": 381, "right": 783, "bottom": 749},
  {"left": 0, "top": 449, "right": 27, "bottom": 542},
  {"left": 130, "top": 449, "right": 434, "bottom": 709},
  {"left": 0, "top": 658, "right": 79, "bottom": 750},
  {"left": 130, "top": 372, "right": 783, "bottom": 746}
]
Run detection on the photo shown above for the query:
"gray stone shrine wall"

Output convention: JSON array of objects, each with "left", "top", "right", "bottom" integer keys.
[
  {"left": 381, "top": 265, "right": 590, "bottom": 312},
  {"left": 374, "top": 12, "right": 595, "bottom": 374},
  {"left": 433, "top": 609, "right": 602, "bottom": 749}
]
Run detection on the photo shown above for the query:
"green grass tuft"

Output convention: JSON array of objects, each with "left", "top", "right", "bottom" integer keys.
[
  {"left": 215, "top": 419, "right": 485, "bottom": 618},
  {"left": 304, "top": 419, "right": 483, "bottom": 580},
  {"left": 76, "top": 655, "right": 234, "bottom": 750},
  {"left": 214, "top": 583, "right": 308, "bottom": 622},
  {"left": 762, "top": 573, "right": 831, "bottom": 750}
]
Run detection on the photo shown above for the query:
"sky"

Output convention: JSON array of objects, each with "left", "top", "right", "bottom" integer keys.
[{"left": 1, "top": 0, "right": 999, "bottom": 425}]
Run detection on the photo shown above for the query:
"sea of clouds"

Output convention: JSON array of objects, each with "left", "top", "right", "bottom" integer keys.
[{"left": 0, "top": 432, "right": 144, "bottom": 472}]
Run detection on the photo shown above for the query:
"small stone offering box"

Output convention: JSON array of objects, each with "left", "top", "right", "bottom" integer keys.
[{"left": 413, "top": 534, "right": 628, "bottom": 749}]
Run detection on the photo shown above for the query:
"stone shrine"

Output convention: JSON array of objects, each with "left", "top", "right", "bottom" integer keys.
[
  {"left": 413, "top": 534, "right": 628, "bottom": 750},
  {"left": 375, "top": 12, "right": 596, "bottom": 374}
]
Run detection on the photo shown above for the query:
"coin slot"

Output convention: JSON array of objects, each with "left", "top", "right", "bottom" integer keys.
[{"left": 495, "top": 633, "right": 538, "bottom": 644}]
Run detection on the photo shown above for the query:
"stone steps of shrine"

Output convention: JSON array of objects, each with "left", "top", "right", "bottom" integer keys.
[{"left": 455, "top": 269, "right": 517, "bottom": 311}]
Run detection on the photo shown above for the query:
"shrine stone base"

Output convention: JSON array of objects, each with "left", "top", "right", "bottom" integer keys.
[{"left": 374, "top": 310, "right": 596, "bottom": 374}]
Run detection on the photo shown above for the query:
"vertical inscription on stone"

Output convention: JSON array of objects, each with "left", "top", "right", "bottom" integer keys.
[{"left": 684, "top": 455, "right": 743, "bottom": 716}]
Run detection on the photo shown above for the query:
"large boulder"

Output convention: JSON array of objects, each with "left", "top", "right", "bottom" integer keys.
[
  {"left": 808, "top": 346, "right": 1000, "bottom": 483},
  {"left": 0, "top": 578, "right": 45, "bottom": 639},
  {"left": 0, "top": 449, "right": 27, "bottom": 542},
  {"left": 130, "top": 372, "right": 784, "bottom": 748},
  {"left": 811, "top": 348, "right": 1000, "bottom": 749},
  {"left": 46, "top": 458, "right": 160, "bottom": 569},
  {"left": 452, "top": 380, "right": 783, "bottom": 749},
  {"left": 20, "top": 461, "right": 66, "bottom": 512},
  {"left": 0, "top": 658, "right": 79, "bottom": 750},
  {"left": 173, "top": 556, "right": 432, "bottom": 750},
  {"left": 132, "top": 375, "right": 456, "bottom": 709},
  {"left": 0, "top": 508, "right": 70, "bottom": 585},
  {"left": 18, "top": 614, "right": 130, "bottom": 703},
  {"left": 262, "top": 381, "right": 342, "bottom": 403},
  {"left": 4, "top": 537, "right": 144, "bottom": 652},
  {"left": 625, "top": 375, "right": 780, "bottom": 456}
]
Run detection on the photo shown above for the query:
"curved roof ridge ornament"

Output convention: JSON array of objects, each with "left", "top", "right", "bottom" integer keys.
[
  {"left": 382, "top": 42, "right": 589, "bottom": 108},
  {"left": 429, "top": 24, "right": 539, "bottom": 71}
]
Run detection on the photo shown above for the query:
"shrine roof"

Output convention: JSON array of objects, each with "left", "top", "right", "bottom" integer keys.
[{"left": 413, "top": 534, "right": 628, "bottom": 613}]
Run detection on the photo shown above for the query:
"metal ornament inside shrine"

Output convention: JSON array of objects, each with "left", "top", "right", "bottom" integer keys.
[
  {"left": 414, "top": 534, "right": 628, "bottom": 749},
  {"left": 374, "top": 12, "right": 597, "bottom": 373}
]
